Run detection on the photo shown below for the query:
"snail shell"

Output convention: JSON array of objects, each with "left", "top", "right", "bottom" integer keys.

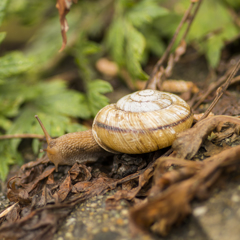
[{"left": 92, "top": 89, "right": 193, "bottom": 154}]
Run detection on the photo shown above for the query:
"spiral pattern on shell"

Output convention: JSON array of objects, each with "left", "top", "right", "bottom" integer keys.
[{"left": 92, "top": 89, "right": 193, "bottom": 154}]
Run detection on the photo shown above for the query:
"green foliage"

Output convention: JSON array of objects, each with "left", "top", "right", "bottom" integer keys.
[
  {"left": 0, "top": 0, "right": 239, "bottom": 180},
  {"left": 0, "top": 52, "right": 33, "bottom": 78},
  {"left": 106, "top": 0, "right": 168, "bottom": 80},
  {"left": 155, "top": 0, "right": 240, "bottom": 68},
  {"left": 0, "top": 1, "right": 113, "bottom": 180},
  {"left": 87, "top": 80, "right": 113, "bottom": 116},
  {"left": 0, "top": 0, "right": 8, "bottom": 25},
  {"left": 187, "top": 0, "right": 239, "bottom": 67}
]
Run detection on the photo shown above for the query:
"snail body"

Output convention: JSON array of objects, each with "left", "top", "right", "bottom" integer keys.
[{"left": 36, "top": 90, "right": 193, "bottom": 170}]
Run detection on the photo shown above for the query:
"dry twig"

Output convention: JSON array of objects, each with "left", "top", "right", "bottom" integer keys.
[
  {"left": 0, "top": 134, "right": 44, "bottom": 140},
  {"left": 200, "top": 59, "right": 240, "bottom": 120},
  {"left": 145, "top": 0, "right": 203, "bottom": 90}
]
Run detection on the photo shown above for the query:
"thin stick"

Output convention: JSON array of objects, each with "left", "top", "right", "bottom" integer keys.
[
  {"left": 182, "top": 0, "right": 203, "bottom": 40},
  {"left": 0, "top": 134, "right": 44, "bottom": 140},
  {"left": 192, "top": 65, "right": 235, "bottom": 110},
  {"left": 200, "top": 59, "right": 240, "bottom": 120},
  {"left": 145, "top": 0, "right": 203, "bottom": 89}
]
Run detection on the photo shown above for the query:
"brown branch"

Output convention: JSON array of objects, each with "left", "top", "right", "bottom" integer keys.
[
  {"left": 145, "top": 0, "right": 203, "bottom": 90},
  {"left": 130, "top": 143, "right": 240, "bottom": 235},
  {"left": 0, "top": 134, "right": 44, "bottom": 140},
  {"left": 192, "top": 63, "right": 236, "bottom": 110},
  {"left": 200, "top": 59, "right": 240, "bottom": 120}
]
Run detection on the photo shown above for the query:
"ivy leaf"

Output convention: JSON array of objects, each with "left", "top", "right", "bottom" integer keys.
[{"left": 87, "top": 79, "right": 113, "bottom": 116}]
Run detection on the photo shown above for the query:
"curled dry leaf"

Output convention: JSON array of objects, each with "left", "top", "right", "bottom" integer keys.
[
  {"left": 7, "top": 165, "right": 55, "bottom": 204},
  {"left": 20, "top": 156, "right": 49, "bottom": 172},
  {"left": 7, "top": 177, "right": 30, "bottom": 204},
  {"left": 130, "top": 180, "right": 194, "bottom": 236},
  {"left": 70, "top": 177, "right": 116, "bottom": 202},
  {"left": 69, "top": 163, "right": 92, "bottom": 182},
  {"left": 130, "top": 143, "right": 240, "bottom": 236},
  {"left": 56, "top": 0, "right": 78, "bottom": 51},
  {"left": 202, "top": 140, "right": 231, "bottom": 157},
  {"left": 106, "top": 167, "right": 154, "bottom": 209},
  {"left": 2, "top": 158, "right": 119, "bottom": 239},
  {"left": 172, "top": 115, "right": 240, "bottom": 159},
  {"left": 58, "top": 174, "right": 72, "bottom": 202},
  {"left": 213, "top": 125, "right": 240, "bottom": 143},
  {"left": 0, "top": 204, "right": 74, "bottom": 240},
  {"left": 150, "top": 157, "right": 203, "bottom": 195}
]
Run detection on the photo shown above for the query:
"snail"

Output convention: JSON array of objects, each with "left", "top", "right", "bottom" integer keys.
[{"left": 35, "top": 89, "right": 193, "bottom": 171}]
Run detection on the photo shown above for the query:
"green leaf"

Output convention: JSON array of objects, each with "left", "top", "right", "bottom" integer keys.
[
  {"left": 125, "top": 22, "right": 148, "bottom": 79},
  {"left": 0, "top": 152, "right": 10, "bottom": 181},
  {"left": 222, "top": 0, "right": 240, "bottom": 9},
  {"left": 87, "top": 79, "right": 113, "bottom": 116},
  {"left": 205, "top": 37, "right": 223, "bottom": 68},
  {"left": 1, "top": 79, "right": 93, "bottom": 141},
  {"left": 0, "top": 93, "right": 24, "bottom": 118},
  {"left": 0, "top": 0, "right": 8, "bottom": 26},
  {"left": 106, "top": 18, "right": 126, "bottom": 66},
  {"left": 106, "top": 19, "right": 148, "bottom": 80},
  {"left": 0, "top": 116, "right": 12, "bottom": 130},
  {"left": 106, "top": 0, "right": 167, "bottom": 80},
  {"left": 0, "top": 52, "right": 33, "bottom": 78},
  {"left": 186, "top": 0, "right": 239, "bottom": 67},
  {"left": 127, "top": 0, "right": 168, "bottom": 27},
  {"left": 142, "top": 27, "right": 165, "bottom": 57},
  {"left": 0, "top": 140, "right": 23, "bottom": 181},
  {"left": 0, "top": 32, "right": 6, "bottom": 44}
]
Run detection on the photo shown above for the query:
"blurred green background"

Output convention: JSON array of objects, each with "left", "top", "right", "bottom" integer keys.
[{"left": 0, "top": 0, "right": 239, "bottom": 180}]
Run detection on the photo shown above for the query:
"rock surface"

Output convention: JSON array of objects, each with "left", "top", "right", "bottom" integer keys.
[{"left": 54, "top": 176, "right": 240, "bottom": 240}]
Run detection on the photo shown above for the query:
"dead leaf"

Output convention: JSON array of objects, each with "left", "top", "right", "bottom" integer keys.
[
  {"left": 130, "top": 180, "right": 194, "bottom": 236},
  {"left": 130, "top": 143, "right": 240, "bottom": 235},
  {"left": 106, "top": 167, "right": 154, "bottom": 209},
  {"left": 69, "top": 163, "right": 92, "bottom": 182},
  {"left": 212, "top": 126, "right": 236, "bottom": 142},
  {"left": 56, "top": 0, "right": 78, "bottom": 51},
  {"left": 0, "top": 203, "right": 19, "bottom": 219},
  {"left": 58, "top": 174, "right": 72, "bottom": 202},
  {"left": 0, "top": 204, "right": 74, "bottom": 240},
  {"left": 172, "top": 115, "right": 240, "bottom": 159},
  {"left": 203, "top": 140, "right": 231, "bottom": 157}
]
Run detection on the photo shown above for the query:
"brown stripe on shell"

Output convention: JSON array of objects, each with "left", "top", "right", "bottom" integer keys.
[{"left": 95, "top": 110, "right": 193, "bottom": 134}]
